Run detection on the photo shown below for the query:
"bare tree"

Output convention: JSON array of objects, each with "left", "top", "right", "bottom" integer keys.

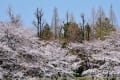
[
  {"left": 70, "top": 13, "right": 75, "bottom": 23},
  {"left": 81, "top": 13, "right": 85, "bottom": 40},
  {"left": 51, "top": 7, "right": 59, "bottom": 39},
  {"left": 7, "top": 6, "right": 22, "bottom": 26},
  {"left": 109, "top": 4, "right": 117, "bottom": 27},
  {"left": 8, "top": 7, "right": 14, "bottom": 22},
  {"left": 91, "top": 8, "right": 96, "bottom": 39},
  {"left": 97, "top": 7, "right": 105, "bottom": 39},
  {"left": 66, "top": 11, "right": 69, "bottom": 23},
  {"left": 33, "top": 8, "right": 44, "bottom": 38}
]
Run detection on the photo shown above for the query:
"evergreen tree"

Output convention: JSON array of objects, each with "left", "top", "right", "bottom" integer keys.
[
  {"left": 42, "top": 23, "right": 53, "bottom": 40},
  {"left": 85, "top": 23, "right": 91, "bottom": 41}
]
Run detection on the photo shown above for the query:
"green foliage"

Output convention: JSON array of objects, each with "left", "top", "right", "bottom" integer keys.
[
  {"left": 60, "top": 17, "right": 116, "bottom": 42},
  {"left": 76, "top": 77, "right": 117, "bottom": 80},
  {"left": 95, "top": 17, "right": 116, "bottom": 40},
  {"left": 33, "top": 7, "right": 116, "bottom": 43},
  {"left": 85, "top": 23, "right": 91, "bottom": 41},
  {"left": 69, "top": 49, "right": 76, "bottom": 54},
  {"left": 76, "top": 77, "right": 93, "bottom": 80},
  {"left": 60, "top": 39, "right": 67, "bottom": 48},
  {"left": 42, "top": 23, "right": 53, "bottom": 40},
  {"left": 79, "top": 29, "right": 84, "bottom": 43},
  {"left": 63, "top": 22, "right": 81, "bottom": 42},
  {"left": 5, "top": 77, "right": 12, "bottom": 80},
  {"left": 110, "top": 77, "right": 116, "bottom": 80},
  {"left": 63, "top": 23, "right": 70, "bottom": 41}
]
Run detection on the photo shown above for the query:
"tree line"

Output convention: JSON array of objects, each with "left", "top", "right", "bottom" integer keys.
[{"left": 7, "top": 5, "right": 117, "bottom": 43}]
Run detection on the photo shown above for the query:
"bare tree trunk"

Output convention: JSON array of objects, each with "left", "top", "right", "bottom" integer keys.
[
  {"left": 91, "top": 8, "right": 96, "bottom": 39},
  {"left": 51, "top": 7, "right": 59, "bottom": 39},
  {"left": 81, "top": 14, "right": 85, "bottom": 40},
  {"left": 33, "top": 8, "right": 44, "bottom": 38},
  {"left": 66, "top": 11, "right": 69, "bottom": 23},
  {"left": 110, "top": 4, "right": 117, "bottom": 27},
  {"left": 98, "top": 7, "right": 104, "bottom": 40}
]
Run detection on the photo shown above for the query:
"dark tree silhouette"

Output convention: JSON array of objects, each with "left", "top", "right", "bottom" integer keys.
[
  {"left": 8, "top": 6, "right": 22, "bottom": 26},
  {"left": 81, "top": 13, "right": 85, "bottom": 40},
  {"left": 33, "top": 8, "right": 44, "bottom": 38}
]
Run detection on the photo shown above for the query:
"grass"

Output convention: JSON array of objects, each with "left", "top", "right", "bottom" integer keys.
[
  {"left": 75, "top": 77, "right": 117, "bottom": 80},
  {"left": 4, "top": 76, "right": 118, "bottom": 80},
  {"left": 75, "top": 77, "right": 93, "bottom": 80}
]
